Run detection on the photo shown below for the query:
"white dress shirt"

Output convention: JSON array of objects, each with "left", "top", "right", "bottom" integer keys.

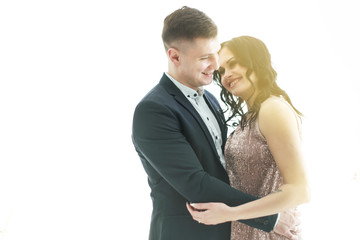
[{"left": 165, "top": 72, "right": 226, "bottom": 169}]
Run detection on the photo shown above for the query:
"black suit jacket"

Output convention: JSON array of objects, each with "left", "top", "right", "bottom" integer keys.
[{"left": 132, "top": 74, "right": 277, "bottom": 240}]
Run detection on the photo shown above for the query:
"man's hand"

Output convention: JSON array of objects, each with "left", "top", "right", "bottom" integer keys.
[{"left": 274, "top": 209, "right": 301, "bottom": 240}]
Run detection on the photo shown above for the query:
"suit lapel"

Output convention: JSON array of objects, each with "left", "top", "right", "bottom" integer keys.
[
  {"left": 173, "top": 95, "right": 217, "bottom": 152},
  {"left": 160, "top": 75, "right": 219, "bottom": 155}
]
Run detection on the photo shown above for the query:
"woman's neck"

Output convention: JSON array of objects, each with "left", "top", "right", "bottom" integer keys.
[{"left": 245, "top": 91, "right": 258, "bottom": 110}]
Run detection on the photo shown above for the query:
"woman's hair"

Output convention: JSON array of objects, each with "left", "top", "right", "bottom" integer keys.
[
  {"left": 213, "top": 36, "right": 302, "bottom": 129},
  {"left": 162, "top": 6, "right": 217, "bottom": 50}
]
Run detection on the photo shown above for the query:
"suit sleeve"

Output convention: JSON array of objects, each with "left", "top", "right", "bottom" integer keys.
[{"left": 132, "top": 100, "right": 278, "bottom": 232}]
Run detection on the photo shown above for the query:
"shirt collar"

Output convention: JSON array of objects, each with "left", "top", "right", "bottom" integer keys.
[{"left": 165, "top": 72, "right": 204, "bottom": 100}]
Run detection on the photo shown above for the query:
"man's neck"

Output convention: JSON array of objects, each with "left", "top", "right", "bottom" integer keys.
[{"left": 166, "top": 71, "right": 199, "bottom": 91}]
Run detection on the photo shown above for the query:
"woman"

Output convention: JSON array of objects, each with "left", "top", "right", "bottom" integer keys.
[{"left": 186, "top": 36, "right": 310, "bottom": 239}]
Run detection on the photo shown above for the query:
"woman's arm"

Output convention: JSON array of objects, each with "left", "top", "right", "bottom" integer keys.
[{"left": 187, "top": 97, "right": 310, "bottom": 225}]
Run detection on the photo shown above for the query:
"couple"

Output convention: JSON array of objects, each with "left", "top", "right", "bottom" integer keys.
[{"left": 132, "top": 6, "right": 310, "bottom": 240}]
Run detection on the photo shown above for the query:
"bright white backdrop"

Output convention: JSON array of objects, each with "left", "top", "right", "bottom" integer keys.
[{"left": 1, "top": 0, "right": 359, "bottom": 239}]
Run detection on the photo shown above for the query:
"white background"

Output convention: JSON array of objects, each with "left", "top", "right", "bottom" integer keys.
[{"left": 1, "top": 0, "right": 359, "bottom": 239}]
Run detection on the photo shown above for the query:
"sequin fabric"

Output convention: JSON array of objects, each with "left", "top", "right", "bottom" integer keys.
[{"left": 225, "top": 119, "right": 301, "bottom": 240}]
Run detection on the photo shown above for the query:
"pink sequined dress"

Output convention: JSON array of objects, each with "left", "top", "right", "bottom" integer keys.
[{"left": 225, "top": 118, "right": 301, "bottom": 240}]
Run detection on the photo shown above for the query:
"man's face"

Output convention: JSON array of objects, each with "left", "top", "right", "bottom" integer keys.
[{"left": 177, "top": 38, "right": 220, "bottom": 90}]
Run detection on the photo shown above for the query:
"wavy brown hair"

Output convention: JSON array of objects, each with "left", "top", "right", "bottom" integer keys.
[{"left": 213, "top": 36, "right": 302, "bottom": 129}]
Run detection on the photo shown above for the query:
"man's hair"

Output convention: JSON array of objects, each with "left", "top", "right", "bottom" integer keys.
[{"left": 162, "top": 6, "right": 217, "bottom": 50}]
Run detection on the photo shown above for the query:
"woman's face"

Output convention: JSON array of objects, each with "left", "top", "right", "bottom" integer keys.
[{"left": 218, "top": 47, "right": 258, "bottom": 100}]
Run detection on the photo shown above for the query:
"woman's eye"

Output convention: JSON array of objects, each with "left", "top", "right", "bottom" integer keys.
[{"left": 228, "top": 59, "right": 237, "bottom": 68}]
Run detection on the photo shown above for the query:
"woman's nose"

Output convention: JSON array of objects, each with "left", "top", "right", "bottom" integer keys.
[{"left": 223, "top": 68, "right": 232, "bottom": 79}]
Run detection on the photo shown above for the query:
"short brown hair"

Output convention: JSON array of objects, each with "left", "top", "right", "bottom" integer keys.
[{"left": 162, "top": 6, "right": 217, "bottom": 50}]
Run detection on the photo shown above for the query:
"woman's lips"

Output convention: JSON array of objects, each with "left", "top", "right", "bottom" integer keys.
[{"left": 228, "top": 76, "right": 242, "bottom": 88}]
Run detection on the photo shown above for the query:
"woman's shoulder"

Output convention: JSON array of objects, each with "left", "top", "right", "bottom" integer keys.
[
  {"left": 258, "top": 96, "right": 299, "bottom": 135},
  {"left": 259, "top": 96, "right": 293, "bottom": 116}
]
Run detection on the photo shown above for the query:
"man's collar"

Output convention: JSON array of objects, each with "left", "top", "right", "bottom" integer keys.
[{"left": 165, "top": 72, "right": 204, "bottom": 100}]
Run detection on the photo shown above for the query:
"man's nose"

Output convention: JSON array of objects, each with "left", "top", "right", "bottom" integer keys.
[{"left": 212, "top": 55, "right": 219, "bottom": 70}]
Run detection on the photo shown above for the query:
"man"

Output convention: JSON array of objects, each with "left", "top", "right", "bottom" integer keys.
[{"left": 132, "top": 6, "right": 297, "bottom": 240}]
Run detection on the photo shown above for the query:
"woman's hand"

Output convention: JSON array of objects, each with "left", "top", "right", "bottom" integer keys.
[{"left": 186, "top": 202, "right": 235, "bottom": 225}]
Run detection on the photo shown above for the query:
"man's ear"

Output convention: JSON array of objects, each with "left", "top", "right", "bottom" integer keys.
[{"left": 168, "top": 48, "right": 180, "bottom": 66}]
